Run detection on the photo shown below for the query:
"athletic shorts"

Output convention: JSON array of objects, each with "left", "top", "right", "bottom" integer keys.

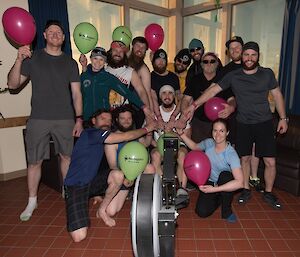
[
  {"left": 25, "top": 119, "right": 74, "bottom": 164},
  {"left": 65, "top": 168, "right": 110, "bottom": 232},
  {"left": 235, "top": 119, "right": 276, "bottom": 158}
]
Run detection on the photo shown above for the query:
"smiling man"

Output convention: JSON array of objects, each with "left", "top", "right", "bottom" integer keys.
[{"left": 182, "top": 41, "right": 288, "bottom": 210}]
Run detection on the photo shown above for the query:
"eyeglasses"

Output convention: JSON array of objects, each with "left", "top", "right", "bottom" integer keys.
[
  {"left": 190, "top": 47, "right": 203, "bottom": 53},
  {"left": 202, "top": 59, "right": 217, "bottom": 64},
  {"left": 176, "top": 58, "right": 189, "bottom": 65}
]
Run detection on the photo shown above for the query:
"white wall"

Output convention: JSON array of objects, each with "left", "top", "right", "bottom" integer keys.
[{"left": 0, "top": 0, "right": 31, "bottom": 176}]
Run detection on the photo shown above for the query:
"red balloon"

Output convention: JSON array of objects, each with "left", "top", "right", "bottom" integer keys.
[
  {"left": 184, "top": 150, "right": 211, "bottom": 186},
  {"left": 144, "top": 23, "right": 164, "bottom": 51},
  {"left": 204, "top": 97, "right": 226, "bottom": 121},
  {"left": 2, "top": 7, "right": 36, "bottom": 45}
]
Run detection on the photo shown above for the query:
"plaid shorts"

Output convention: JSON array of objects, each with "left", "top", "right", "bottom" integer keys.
[{"left": 65, "top": 169, "right": 110, "bottom": 232}]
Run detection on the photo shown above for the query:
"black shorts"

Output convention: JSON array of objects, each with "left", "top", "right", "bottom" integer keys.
[
  {"left": 65, "top": 168, "right": 110, "bottom": 232},
  {"left": 235, "top": 119, "right": 276, "bottom": 158}
]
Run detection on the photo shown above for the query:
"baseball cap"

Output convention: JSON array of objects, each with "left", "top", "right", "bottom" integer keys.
[
  {"left": 174, "top": 48, "right": 192, "bottom": 66},
  {"left": 90, "top": 47, "right": 107, "bottom": 61},
  {"left": 159, "top": 85, "right": 175, "bottom": 98},
  {"left": 242, "top": 41, "right": 260, "bottom": 53},
  {"left": 225, "top": 36, "right": 244, "bottom": 48},
  {"left": 188, "top": 38, "right": 204, "bottom": 51},
  {"left": 152, "top": 49, "right": 168, "bottom": 64}
]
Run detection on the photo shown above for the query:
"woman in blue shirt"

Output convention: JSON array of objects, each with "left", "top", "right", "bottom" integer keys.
[{"left": 178, "top": 118, "right": 243, "bottom": 223}]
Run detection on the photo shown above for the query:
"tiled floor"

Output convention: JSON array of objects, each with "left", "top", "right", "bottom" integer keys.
[{"left": 1, "top": 177, "right": 300, "bottom": 257}]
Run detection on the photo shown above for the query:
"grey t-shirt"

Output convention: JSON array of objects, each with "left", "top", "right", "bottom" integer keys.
[
  {"left": 218, "top": 67, "right": 277, "bottom": 124},
  {"left": 21, "top": 49, "right": 80, "bottom": 119}
]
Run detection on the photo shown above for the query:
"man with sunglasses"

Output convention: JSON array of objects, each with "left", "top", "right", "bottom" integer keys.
[
  {"left": 186, "top": 38, "right": 205, "bottom": 85},
  {"left": 183, "top": 42, "right": 288, "bottom": 210},
  {"left": 181, "top": 52, "right": 235, "bottom": 143},
  {"left": 167, "top": 48, "right": 192, "bottom": 94}
]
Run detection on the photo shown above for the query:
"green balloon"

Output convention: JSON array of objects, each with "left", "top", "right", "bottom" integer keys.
[
  {"left": 118, "top": 141, "right": 148, "bottom": 181},
  {"left": 157, "top": 132, "right": 180, "bottom": 157},
  {"left": 112, "top": 26, "right": 132, "bottom": 48},
  {"left": 73, "top": 22, "right": 98, "bottom": 54}
]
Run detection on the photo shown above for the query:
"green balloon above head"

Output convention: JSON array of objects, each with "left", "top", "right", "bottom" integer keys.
[
  {"left": 112, "top": 25, "right": 132, "bottom": 48},
  {"left": 118, "top": 141, "right": 148, "bottom": 181},
  {"left": 73, "top": 22, "right": 98, "bottom": 54},
  {"left": 157, "top": 132, "right": 180, "bottom": 157}
]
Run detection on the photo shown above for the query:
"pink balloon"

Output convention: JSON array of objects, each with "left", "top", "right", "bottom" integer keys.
[
  {"left": 2, "top": 7, "right": 36, "bottom": 45},
  {"left": 204, "top": 97, "right": 226, "bottom": 121},
  {"left": 184, "top": 150, "right": 211, "bottom": 186},
  {"left": 144, "top": 23, "right": 164, "bottom": 51}
]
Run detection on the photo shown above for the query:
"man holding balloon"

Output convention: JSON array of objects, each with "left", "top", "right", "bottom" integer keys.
[
  {"left": 183, "top": 42, "right": 288, "bottom": 210},
  {"left": 64, "top": 108, "right": 157, "bottom": 242},
  {"left": 7, "top": 20, "right": 83, "bottom": 222},
  {"left": 103, "top": 106, "right": 154, "bottom": 226}
]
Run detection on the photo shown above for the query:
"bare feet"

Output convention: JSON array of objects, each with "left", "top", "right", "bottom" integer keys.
[
  {"left": 96, "top": 208, "right": 116, "bottom": 227},
  {"left": 92, "top": 196, "right": 103, "bottom": 205}
]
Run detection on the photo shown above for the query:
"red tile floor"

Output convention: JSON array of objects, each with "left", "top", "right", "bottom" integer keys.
[{"left": 1, "top": 177, "right": 300, "bottom": 257}]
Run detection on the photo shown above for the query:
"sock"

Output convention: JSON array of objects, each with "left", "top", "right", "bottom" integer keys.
[{"left": 20, "top": 196, "right": 37, "bottom": 221}]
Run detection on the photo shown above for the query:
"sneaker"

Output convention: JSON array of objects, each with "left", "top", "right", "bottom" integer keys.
[
  {"left": 263, "top": 192, "right": 282, "bottom": 209},
  {"left": 238, "top": 189, "right": 251, "bottom": 204},
  {"left": 249, "top": 177, "right": 264, "bottom": 192},
  {"left": 176, "top": 188, "right": 188, "bottom": 197},
  {"left": 226, "top": 213, "right": 237, "bottom": 223}
]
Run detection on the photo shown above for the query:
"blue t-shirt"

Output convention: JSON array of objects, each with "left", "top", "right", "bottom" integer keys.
[
  {"left": 64, "top": 128, "right": 110, "bottom": 186},
  {"left": 197, "top": 138, "right": 241, "bottom": 183}
]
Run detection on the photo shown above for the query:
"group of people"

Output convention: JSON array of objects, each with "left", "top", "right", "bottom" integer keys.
[{"left": 7, "top": 19, "right": 288, "bottom": 243}]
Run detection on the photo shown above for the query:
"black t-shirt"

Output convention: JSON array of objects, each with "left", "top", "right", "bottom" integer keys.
[
  {"left": 219, "top": 61, "right": 242, "bottom": 79},
  {"left": 184, "top": 72, "right": 233, "bottom": 121},
  {"left": 151, "top": 71, "right": 180, "bottom": 99},
  {"left": 218, "top": 67, "right": 277, "bottom": 124}
]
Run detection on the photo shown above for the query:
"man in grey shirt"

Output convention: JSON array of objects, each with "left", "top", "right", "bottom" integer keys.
[
  {"left": 7, "top": 20, "right": 83, "bottom": 221},
  {"left": 182, "top": 42, "right": 288, "bottom": 209}
]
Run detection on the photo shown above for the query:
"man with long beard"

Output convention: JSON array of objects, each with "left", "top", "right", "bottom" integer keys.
[
  {"left": 127, "top": 37, "right": 154, "bottom": 126},
  {"left": 182, "top": 42, "right": 288, "bottom": 210}
]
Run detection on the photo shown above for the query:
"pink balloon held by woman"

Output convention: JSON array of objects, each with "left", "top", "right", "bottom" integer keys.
[{"left": 2, "top": 6, "right": 36, "bottom": 45}]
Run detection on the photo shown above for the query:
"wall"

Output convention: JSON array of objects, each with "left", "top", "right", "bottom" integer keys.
[{"left": 0, "top": 0, "right": 31, "bottom": 179}]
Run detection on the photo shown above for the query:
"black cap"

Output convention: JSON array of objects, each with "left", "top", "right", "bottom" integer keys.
[
  {"left": 174, "top": 48, "right": 192, "bottom": 66},
  {"left": 152, "top": 49, "right": 167, "bottom": 64},
  {"left": 44, "top": 20, "right": 65, "bottom": 34},
  {"left": 242, "top": 41, "right": 259, "bottom": 53},
  {"left": 225, "top": 36, "right": 244, "bottom": 48}
]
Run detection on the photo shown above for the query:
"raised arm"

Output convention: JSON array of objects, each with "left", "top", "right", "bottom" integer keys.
[
  {"left": 130, "top": 70, "right": 150, "bottom": 107},
  {"left": 7, "top": 45, "right": 31, "bottom": 89},
  {"left": 138, "top": 65, "right": 154, "bottom": 111}
]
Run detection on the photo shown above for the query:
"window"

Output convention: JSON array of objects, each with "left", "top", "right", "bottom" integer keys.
[
  {"left": 130, "top": 8, "right": 168, "bottom": 69},
  {"left": 184, "top": 0, "right": 212, "bottom": 8},
  {"left": 67, "top": 0, "right": 122, "bottom": 65},
  {"left": 232, "top": 0, "right": 285, "bottom": 77},
  {"left": 183, "top": 10, "right": 222, "bottom": 54},
  {"left": 138, "top": 0, "right": 169, "bottom": 8}
]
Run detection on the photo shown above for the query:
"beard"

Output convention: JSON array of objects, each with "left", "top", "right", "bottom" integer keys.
[
  {"left": 242, "top": 59, "right": 259, "bottom": 70},
  {"left": 153, "top": 63, "right": 167, "bottom": 74},
  {"left": 128, "top": 52, "right": 145, "bottom": 71},
  {"left": 116, "top": 122, "right": 134, "bottom": 132},
  {"left": 162, "top": 99, "right": 175, "bottom": 109},
  {"left": 107, "top": 51, "right": 128, "bottom": 68},
  {"left": 174, "top": 64, "right": 185, "bottom": 74}
]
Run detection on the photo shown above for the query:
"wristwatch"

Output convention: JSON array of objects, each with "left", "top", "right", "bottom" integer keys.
[{"left": 280, "top": 117, "right": 289, "bottom": 122}]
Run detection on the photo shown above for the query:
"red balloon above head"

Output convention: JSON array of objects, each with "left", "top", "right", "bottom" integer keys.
[
  {"left": 144, "top": 23, "right": 164, "bottom": 51},
  {"left": 2, "top": 7, "right": 36, "bottom": 45},
  {"left": 183, "top": 150, "right": 211, "bottom": 186},
  {"left": 204, "top": 97, "right": 227, "bottom": 121}
]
